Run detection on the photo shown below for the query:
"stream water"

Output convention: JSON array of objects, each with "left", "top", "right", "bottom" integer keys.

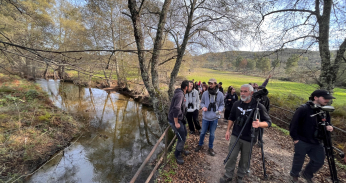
[{"left": 25, "top": 79, "right": 162, "bottom": 183}]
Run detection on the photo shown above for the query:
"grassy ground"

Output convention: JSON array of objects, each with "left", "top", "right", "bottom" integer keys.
[
  {"left": 187, "top": 68, "right": 346, "bottom": 105},
  {"left": 0, "top": 73, "right": 84, "bottom": 182}
]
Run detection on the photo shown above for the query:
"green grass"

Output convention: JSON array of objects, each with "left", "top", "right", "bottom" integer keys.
[{"left": 186, "top": 68, "right": 346, "bottom": 105}]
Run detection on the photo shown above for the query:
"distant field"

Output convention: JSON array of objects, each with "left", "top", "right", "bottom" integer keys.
[{"left": 186, "top": 68, "right": 346, "bottom": 105}]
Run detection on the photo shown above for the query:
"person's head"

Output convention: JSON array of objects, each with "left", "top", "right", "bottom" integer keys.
[
  {"left": 310, "top": 90, "right": 335, "bottom": 106},
  {"left": 219, "top": 82, "right": 223, "bottom": 87},
  {"left": 258, "top": 86, "right": 265, "bottom": 91},
  {"left": 254, "top": 83, "right": 259, "bottom": 89},
  {"left": 202, "top": 84, "right": 208, "bottom": 91},
  {"left": 240, "top": 84, "right": 254, "bottom": 103},
  {"left": 181, "top": 80, "right": 193, "bottom": 94},
  {"left": 227, "top": 86, "right": 233, "bottom": 93},
  {"left": 202, "top": 82, "right": 206, "bottom": 85},
  {"left": 208, "top": 78, "right": 217, "bottom": 89}
]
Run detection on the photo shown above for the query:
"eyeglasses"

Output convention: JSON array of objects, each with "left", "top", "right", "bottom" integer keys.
[{"left": 208, "top": 82, "right": 215, "bottom": 85}]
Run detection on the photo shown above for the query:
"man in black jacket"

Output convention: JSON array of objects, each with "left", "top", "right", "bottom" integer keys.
[
  {"left": 289, "top": 90, "right": 335, "bottom": 183},
  {"left": 256, "top": 86, "right": 270, "bottom": 146},
  {"left": 220, "top": 84, "right": 272, "bottom": 183},
  {"left": 168, "top": 80, "right": 193, "bottom": 165}
]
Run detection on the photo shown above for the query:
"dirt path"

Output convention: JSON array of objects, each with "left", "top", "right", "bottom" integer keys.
[
  {"left": 200, "top": 113, "right": 346, "bottom": 183},
  {"left": 156, "top": 111, "right": 346, "bottom": 183}
]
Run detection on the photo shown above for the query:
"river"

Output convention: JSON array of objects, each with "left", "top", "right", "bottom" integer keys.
[{"left": 25, "top": 79, "right": 162, "bottom": 183}]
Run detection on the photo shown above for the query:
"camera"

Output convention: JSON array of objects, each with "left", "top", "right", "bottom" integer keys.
[
  {"left": 253, "top": 88, "right": 268, "bottom": 99},
  {"left": 188, "top": 103, "right": 194, "bottom": 109}
]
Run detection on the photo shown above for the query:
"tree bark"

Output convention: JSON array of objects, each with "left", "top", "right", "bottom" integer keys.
[{"left": 168, "top": 0, "right": 197, "bottom": 100}]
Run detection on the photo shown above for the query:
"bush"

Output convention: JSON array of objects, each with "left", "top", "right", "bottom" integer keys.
[{"left": 25, "top": 89, "right": 39, "bottom": 101}]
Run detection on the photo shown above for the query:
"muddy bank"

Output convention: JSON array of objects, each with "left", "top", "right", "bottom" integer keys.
[{"left": 0, "top": 74, "right": 85, "bottom": 182}]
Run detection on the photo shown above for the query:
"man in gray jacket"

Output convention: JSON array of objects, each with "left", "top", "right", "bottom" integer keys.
[
  {"left": 195, "top": 78, "right": 225, "bottom": 156},
  {"left": 185, "top": 87, "right": 201, "bottom": 134},
  {"left": 168, "top": 80, "right": 193, "bottom": 165}
]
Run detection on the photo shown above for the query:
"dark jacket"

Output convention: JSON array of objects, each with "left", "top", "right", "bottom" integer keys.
[
  {"left": 229, "top": 99, "right": 272, "bottom": 142},
  {"left": 224, "top": 93, "right": 238, "bottom": 110},
  {"left": 289, "top": 103, "right": 331, "bottom": 144},
  {"left": 259, "top": 96, "right": 270, "bottom": 112},
  {"left": 219, "top": 87, "right": 224, "bottom": 94},
  {"left": 168, "top": 88, "right": 186, "bottom": 122}
]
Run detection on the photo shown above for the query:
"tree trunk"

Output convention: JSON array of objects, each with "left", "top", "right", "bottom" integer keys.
[
  {"left": 318, "top": 0, "right": 334, "bottom": 92},
  {"left": 128, "top": 0, "right": 172, "bottom": 130},
  {"left": 168, "top": 0, "right": 197, "bottom": 100}
]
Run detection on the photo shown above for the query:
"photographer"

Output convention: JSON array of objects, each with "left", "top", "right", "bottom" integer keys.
[
  {"left": 168, "top": 80, "right": 193, "bottom": 165},
  {"left": 195, "top": 78, "right": 224, "bottom": 156},
  {"left": 185, "top": 84, "right": 201, "bottom": 135},
  {"left": 256, "top": 86, "right": 270, "bottom": 147},
  {"left": 289, "top": 90, "right": 335, "bottom": 183},
  {"left": 220, "top": 84, "right": 272, "bottom": 183}
]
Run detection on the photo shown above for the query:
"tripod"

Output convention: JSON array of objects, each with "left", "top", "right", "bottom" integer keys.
[
  {"left": 312, "top": 111, "right": 339, "bottom": 183},
  {"left": 223, "top": 99, "right": 268, "bottom": 179}
]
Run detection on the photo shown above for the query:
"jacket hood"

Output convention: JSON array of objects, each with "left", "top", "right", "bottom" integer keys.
[{"left": 175, "top": 88, "right": 184, "bottom": 95}]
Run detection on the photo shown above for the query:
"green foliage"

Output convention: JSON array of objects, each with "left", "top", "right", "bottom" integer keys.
[
  {"left": 256, "top": 57, "right": 271, "bottom": 74},
  {"left": 234, "top": 56, "right": 243, "bottom": 68},
  {"left": 247, "top": 59, "right": 256, "bottom": 70},
  {"left": 25, "top": 89, "right": 39, "bottom": 101},
  {"left": 285, "top": 54, "right": 300, "bottom": 73},
  {"left": 272, "top": 59, "right": 280, "bottom": 68},
  {"left": 38, "top": 112, "right": 51, "bottom": 122}
]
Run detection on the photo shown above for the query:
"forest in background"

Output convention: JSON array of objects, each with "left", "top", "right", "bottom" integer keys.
[{"left": 194, "top": 48, "right": 346, "bottom": 87}]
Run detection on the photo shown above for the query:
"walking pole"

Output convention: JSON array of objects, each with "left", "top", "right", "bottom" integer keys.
[{"left": 223, "top": 109, "right": 255, "bottom": 165}]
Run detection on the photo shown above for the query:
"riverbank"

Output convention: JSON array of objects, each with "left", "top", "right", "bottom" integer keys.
[{"left": 0, "top": 74, "right": 85, "bottom": 182}]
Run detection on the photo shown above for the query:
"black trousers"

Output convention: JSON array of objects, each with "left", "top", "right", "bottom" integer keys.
[
  {"left": 169, "top": 121, "right": 187, "bottom": 158},
  {"left": 290, "top": 140, "right": 325, "bottom": 179},
  {"left": 224, "top": 108, "right": 231, "bottom": 120},
  {"left": 186, "top": 110, "right": 201, "bottom": 132}
]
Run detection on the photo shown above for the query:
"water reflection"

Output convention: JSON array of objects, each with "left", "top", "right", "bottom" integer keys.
[{"left": 26, "top": 80, "right": 161, "bottom": 183}]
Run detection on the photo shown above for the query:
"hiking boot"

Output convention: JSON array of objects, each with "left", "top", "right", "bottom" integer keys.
[
  {"left": 301, "top": 171, "right": 313, "bottom": 183},
  {"left": 237, "top": 176, "right": 244, "bottom": 183},
  {"left": 183, "top": 150, "right": 191, "bottom": 156},
  {"left": 219, "top": 175, "right": 232, "bottom": 183},
  {"left": 289, "top": 175, "right": 298, "bottom": 183},
  {"left": 195, "top": 145, "right": 202, "bottom": 152},
  {"left": 208, "top": 148, "right": 216, "bottom": 156},
  {"left": 176, "top": 155, "right": 184, "bottom": 165}
]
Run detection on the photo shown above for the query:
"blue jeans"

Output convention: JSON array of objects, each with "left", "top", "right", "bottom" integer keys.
[{"left": 198, "top": 119, "right": 218, "bottom": 149}]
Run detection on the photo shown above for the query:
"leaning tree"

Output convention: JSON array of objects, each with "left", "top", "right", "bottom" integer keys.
[{"left": 256, "top": 0, "right": 346, "bottom": 93}]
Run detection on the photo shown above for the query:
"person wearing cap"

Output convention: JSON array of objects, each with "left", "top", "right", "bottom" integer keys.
[
  {"left": 195, "top": 78, "right": 225, "bottom": 156},
  {"left": 289, "top": 89, "right": 335, "bottom": 183}
]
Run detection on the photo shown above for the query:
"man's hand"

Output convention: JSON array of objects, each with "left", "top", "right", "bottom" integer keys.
[
  {"left": 228, "top": 99, "right": 232, "bottom": 101},
  {"left": 294, "top": 140, "right": 299, "bottom": 144},
  {"left": 175, "top": 122, "right": 180, "bottom": 129},
  {"left": 225, "top": 131, "right": 230, "bottom": 141},
  {"left": 202, "top": 107, "right": 208, "bottom": 112},
  {"left": 268, "top": 74, "right": 272, "bottom": 79},
  {"left": 326, "top": 125, "right": 333, "bottom": 132},
  {"left": 252, "top": 119, "right": 260, "bottom": 128}
]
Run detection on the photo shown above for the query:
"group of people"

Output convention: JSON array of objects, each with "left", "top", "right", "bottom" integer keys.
[{"left": 167, "top": 75, "right": 337, "bottom": 183}]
